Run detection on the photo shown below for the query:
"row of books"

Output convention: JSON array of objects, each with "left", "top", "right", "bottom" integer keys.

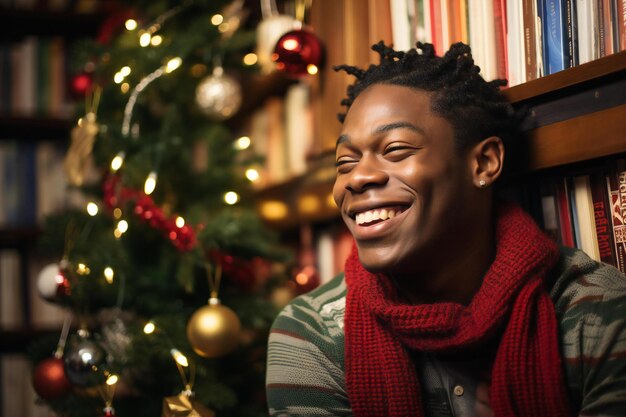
[
  {"left": 244, "top": 82, "right": 314, "bottom": 187},
  {"left": 389, "top": 0, "right": 626, "bottom": 86},
  {"left": 538, "top": 158, "right": 626, "bottom": 273},
  {"left": 0, "top": 140, "right": 83, "bottom": 227},
  {"left": 0, "top": 36, "right": 73, "bottom": 118}
]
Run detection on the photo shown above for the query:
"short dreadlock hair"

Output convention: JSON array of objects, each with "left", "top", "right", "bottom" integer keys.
[{"left": 334, "top": 41, "right": 523, "bottom": 152}]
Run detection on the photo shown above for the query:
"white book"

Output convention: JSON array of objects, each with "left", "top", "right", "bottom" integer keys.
[
  {"left": 316, "top": 230, "right": 335, "bottom": 285},
  {"left": 284, "top": 83, "right": 312, "bottom": 177},
  {"left": 577, "top": 0, "right": 598, "bottom": 64},
  {"left": 506, "top": 0, "right": 526, "bottom": 85},
  {"left": 390, "top": 0, "right": 413, "bottom": 51},
  {"left": 422, "top": 0, "right": 433, "bottom": 44},
  {"left": 573, "top": 175, "right": 601, "bottom": 261},
  {"left": 468, "top": 0, "right": 497, "bottom": 80}
]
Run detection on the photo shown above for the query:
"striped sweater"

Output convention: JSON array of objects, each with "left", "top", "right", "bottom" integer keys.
[{"left": 266, "top": 247, "right": 626, "bottom": 416}]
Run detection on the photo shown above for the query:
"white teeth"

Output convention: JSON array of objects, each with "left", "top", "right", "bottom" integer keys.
[{"left": 355, "top": 208, "right": 400, "bottom": 225}]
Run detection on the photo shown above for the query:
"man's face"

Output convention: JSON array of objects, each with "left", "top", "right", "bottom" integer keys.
[{"left": 333, "top": 83, "right": 476, "bottom": 275}]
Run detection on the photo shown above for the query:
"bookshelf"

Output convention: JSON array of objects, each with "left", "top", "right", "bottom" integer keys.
[
  {"left": 254, "top": 50, "right": 626, "bottom": 231},
  {"left": 250, "top": 0, "right": 626, "bottom": 288},
  {"left": 0, "top": 7, "right": 105, "bottom": 355}
]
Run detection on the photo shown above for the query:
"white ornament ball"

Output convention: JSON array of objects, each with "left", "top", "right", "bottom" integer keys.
[
  {"left": 195, "top": 67, "right": 242, "bottom": 120},
  {"left": 37, "top": 263, "right": 63, "bottom": 301}
]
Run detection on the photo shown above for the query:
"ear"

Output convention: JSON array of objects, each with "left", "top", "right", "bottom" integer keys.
[{"left": 468, "top": 136, "right": 504, "bottom": 189}]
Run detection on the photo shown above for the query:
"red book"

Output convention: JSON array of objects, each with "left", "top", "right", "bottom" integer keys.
[
  {"left": 493, "top": 0, "right": 509, "bottom": 80},
  {"left": 590, "top": 171, "right": 616, "bottom": 267},
  {"left": 430, "top": 0, "right": 444, "bottom": 56},
  {"left": 555, "top": 177, "right": 575, "bottom": 247},
  {"left": 606, "top": 159, "right": 626, "bottom": 273}
]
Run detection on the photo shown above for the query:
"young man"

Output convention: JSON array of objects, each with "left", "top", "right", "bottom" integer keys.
[{"left": 266, "top": 42, "right": 626, "bottom": 416}]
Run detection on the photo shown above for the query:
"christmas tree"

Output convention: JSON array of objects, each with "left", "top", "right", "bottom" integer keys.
[{"left": 29, "top": 1, "right": 297, "bottom": 415}]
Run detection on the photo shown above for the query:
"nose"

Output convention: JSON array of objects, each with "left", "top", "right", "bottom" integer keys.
[{"left": 345, "top": 156, "right": 389, "bottom": 193}]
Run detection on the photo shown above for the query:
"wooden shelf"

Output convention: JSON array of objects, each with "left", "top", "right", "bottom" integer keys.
[
  {"left": 0, "top": 9, "right": 106, "bottom": 41},
  {"left": 0, "top": 116, "right": 72, "bottom": 141},
  {"left": 0, "top": 328, "right": 58, "bottom": 354},
  {"left": 504, "top": 51, "right": 626, "bottom": 103},
  {"left": 0, "top": 227, "right": 40, "bottom": 249}
]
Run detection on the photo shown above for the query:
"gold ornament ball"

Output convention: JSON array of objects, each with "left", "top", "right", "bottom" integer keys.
[{"left": 187, "top": 299, "right": 241, "bottom": 358}]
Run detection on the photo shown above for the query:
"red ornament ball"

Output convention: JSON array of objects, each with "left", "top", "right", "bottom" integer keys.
[
  {"left": 33, "top": 357, "right": 72, "bottom": 400},
  {"left": 272, "top": 29, "right": 323, "bottom": 77},
  {"left": 70, "top": 72, "right": 94, "bottom": 98}
]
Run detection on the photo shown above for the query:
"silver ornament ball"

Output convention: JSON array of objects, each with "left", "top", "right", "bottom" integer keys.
[
  {"left": 63, "top": 331, "right": 108, "bottom": 387},
  {"left": 195, "top": 67, "right": 242, "bottom": 120}
]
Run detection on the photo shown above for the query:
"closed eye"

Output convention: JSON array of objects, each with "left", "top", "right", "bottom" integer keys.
[{"left": 383, "top": 145, "right": 419, "bottom": 160}]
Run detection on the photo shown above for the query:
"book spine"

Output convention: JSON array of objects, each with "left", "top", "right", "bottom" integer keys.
[
  {"left": 556, "top": 176, "right": 576, "bottom": 247},
  {"left": 621, "top": 0, "right": 626, "bottom": 51},
  {"left": 523, "top": 0, "right": 539, "bottom": 80},
  {"left": 606, "top": 159, "right": 626, "bottom": 273},
  {"left": 566, "top": 0, "right": 579, "bottom": 66},
  {"left": 590, "top": 171, "right": 616, "bottom": 267},
  {"left": 544, "top": 0, "right": 569, "bottom": 74}
]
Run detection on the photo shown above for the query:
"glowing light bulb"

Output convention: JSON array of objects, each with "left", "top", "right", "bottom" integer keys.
[
  {"left": 175, "top": 216, "right": 185, "bottom": 228},
  {"left": 113, "top": 72, "right": 124, "bottom": 84},
  {"left": 245, "top": 168, "right": 260, "bottom": 182},
  {"left": 121, "top": 83, "right": 130, "bottom": 93},
  {"left": 144, "top": 171, "right": 157, "bottom": 195},
  {"left": 104, "top": 267, "right": 114, "bottom": 284},
  {"left": 76, "top": 263, "right": 90, "bottom": 275},
  {"left": 224, "top": 191, "right": 239, "bottom": 205},
  {"left": 165, "top": 57, "right": 182, "bottom": 73},
  {"left": 120, "top": 66, "right": 131, "bottom": 76},
  {"left": 234, "top": 136, "right": 251, "bottom": 150},
  {"left": 139, "top": 32, "right": 152, "bottom": 47},
  {"left": 243, "top": 53, "right": 258, "bottom": 66},
  {"left": 111, "top": 152, "right": 125, "bottom": 172},
  {"left": 125, "top": 19, "right": 138, "bottom": 31},
  {"left": 106, "top": 374, "right": 118, "bottom": 385},
  {"left": 170, "top": 349, "right": 189, "bottom": 367},
  {"left": 150, "top": 35, "right": 163, "bottom": 46},
  {"left": 143, "top": 321, "right": 156, "bottom": 334},
  {"left": 211, "top": 14, "right": 223, "bottom": 25},
  {"left": 86, "top": 202, "right": 98, "bottom": 216},
  {"left": 117, "top": 220, "right": 129, "bottom": 234},
  {"left": 307, "top": 64, "right": 319, "bottom": 75}
]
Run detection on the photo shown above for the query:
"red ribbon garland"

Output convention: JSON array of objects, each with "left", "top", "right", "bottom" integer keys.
[{"left": 103, "top": 174, "right": 197, "bottom": 251}]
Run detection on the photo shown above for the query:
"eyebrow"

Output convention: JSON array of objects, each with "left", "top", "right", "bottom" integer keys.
[{"left": 336, "top": 121, "right": 425, "bottom": 148}]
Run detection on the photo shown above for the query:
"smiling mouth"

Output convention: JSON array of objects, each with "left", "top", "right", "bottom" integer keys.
[{"left": 353, "top": 206, "right": 409, "bottom": 226}]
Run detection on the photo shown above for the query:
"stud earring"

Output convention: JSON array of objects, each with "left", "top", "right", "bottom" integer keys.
[{"left": 478, "top": 179, "right": 486, "bottom": 188}]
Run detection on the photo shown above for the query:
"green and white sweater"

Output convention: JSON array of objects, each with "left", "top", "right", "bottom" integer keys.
[{"left": 266, "top": 247, "right": 626, "bottom": 416}]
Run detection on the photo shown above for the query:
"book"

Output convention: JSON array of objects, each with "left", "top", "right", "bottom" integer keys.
[
  {"left": 0, "top": 249, "right": 24, "bottom": 330},
  {"left": 522, "top": 0, "right": 540, "bottom": 80},
  {"left": 577, "top": 0, "right": 600, "bottom": 64},
  {"left": 590, "top": 170, "right": 616, "bottom": 267},
  {"left": 606, "top": 159, "right": 626, "bottom": 273},
  {"left": 468, "top": 0, "right": 497, "bottom": 80},
  {"left": 565, "top": 0, "right": 579, "bottom": 66},
  {"left": 572, "top": 175, "right": 601, "bottom": 261},
  {"left": 507, "top": 0, "right": 527, "bottom": 86},
  {"left": 284, "top": 82, "right": 312, "bottom": 178},
  {"left": 390, "top": 0, "right": 413, "bottom": 51},
  {"left": 555, "top": 176, "right": 576, "bottom": 247},
  {"left": 542, "top": 0, "right": 570, "bottom": 74}
]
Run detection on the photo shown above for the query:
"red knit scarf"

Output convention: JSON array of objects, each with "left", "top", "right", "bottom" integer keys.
[{"left": 344, "top": 202, "right": 572, "bottom": 416}]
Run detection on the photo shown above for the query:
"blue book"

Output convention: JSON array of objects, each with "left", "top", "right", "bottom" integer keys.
[{"left": 543, "top": 0, "right": 571, "bottom": 74}]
